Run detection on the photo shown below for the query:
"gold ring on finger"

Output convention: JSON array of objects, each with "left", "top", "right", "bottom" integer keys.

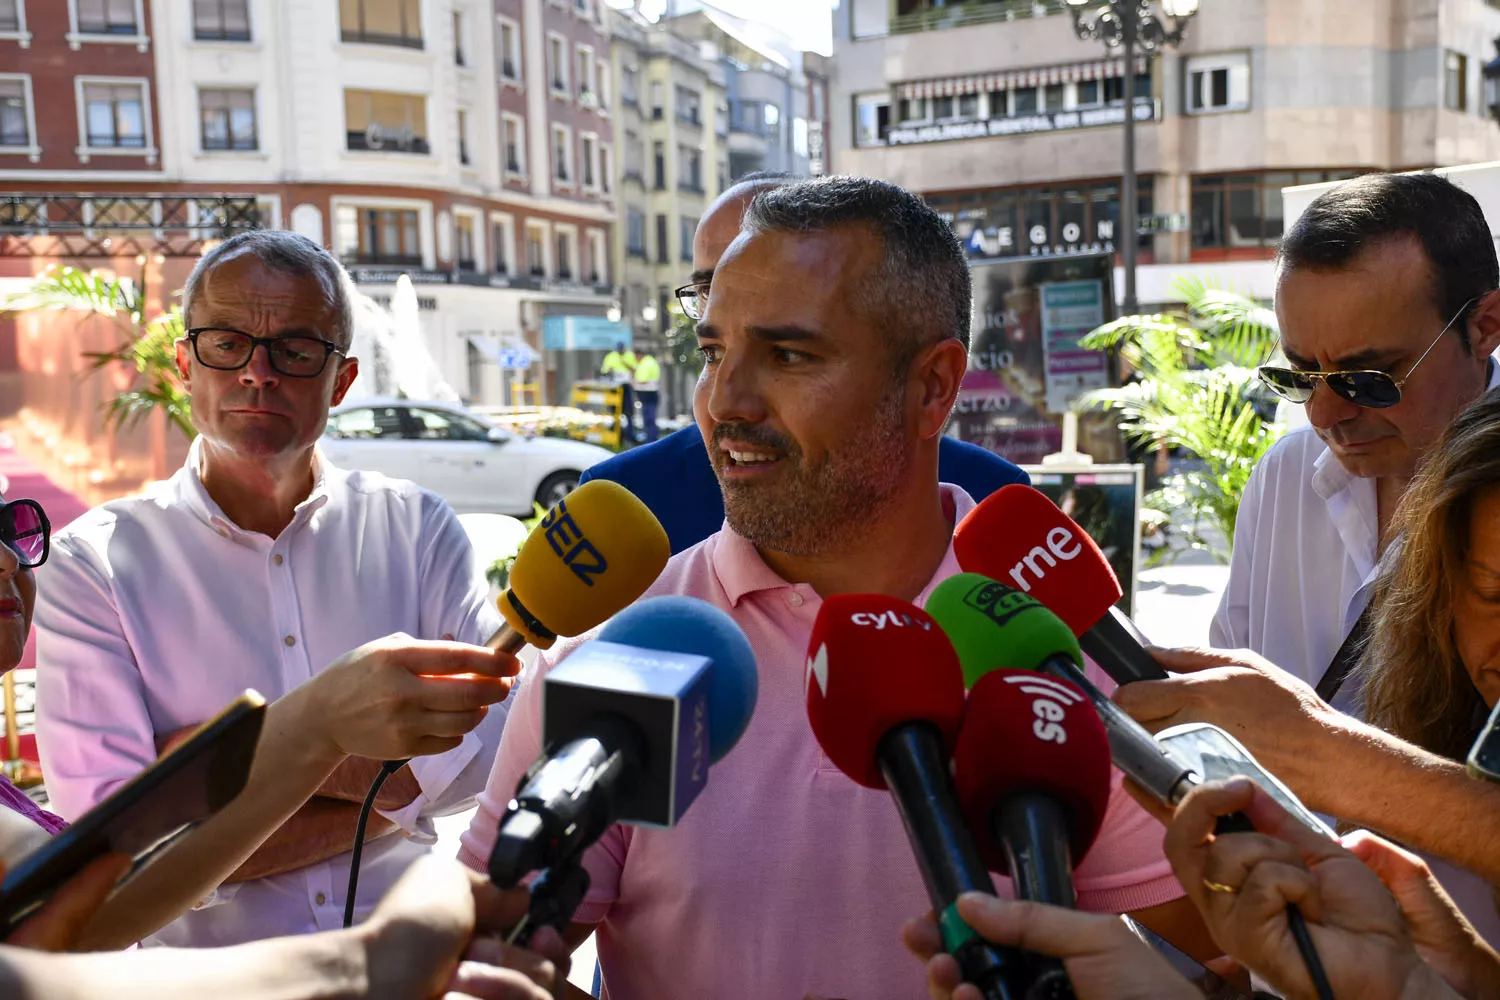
[{"left": 1202, "top": 877, "right": 1238, "bottom": 895}]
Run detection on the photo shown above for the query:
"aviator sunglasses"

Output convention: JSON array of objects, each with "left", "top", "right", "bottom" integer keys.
[
  {"left": 0, "top": 498, "right": 50, "bottom": 569},
  {"left": 1256, "top": 299, "right": 1474, "bottom": 409}
]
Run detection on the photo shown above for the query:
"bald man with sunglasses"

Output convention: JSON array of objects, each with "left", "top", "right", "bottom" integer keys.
[{"left": 1111, "top": 172, "right": 1500, "bottom": 941}]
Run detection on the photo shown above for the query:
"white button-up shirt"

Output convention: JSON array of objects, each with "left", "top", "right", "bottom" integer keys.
[
  {"left": 33, "top": 439, "right": 507, "bottom": 948},
  {"left": 1210, "top": 362, "right": 1500, "bottom": 943}
]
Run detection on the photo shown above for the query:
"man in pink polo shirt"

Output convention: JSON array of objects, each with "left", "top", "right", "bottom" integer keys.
[{"left": 460, "top": 176, "right": 1214, "bottom": 999}]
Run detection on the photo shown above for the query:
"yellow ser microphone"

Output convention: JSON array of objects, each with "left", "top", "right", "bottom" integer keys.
[{"left": 486, "top": 479, "right": 671, "bottom": 653}]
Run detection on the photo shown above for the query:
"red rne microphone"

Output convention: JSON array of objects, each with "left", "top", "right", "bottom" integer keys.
[
  {"left": 807, "top": 596, "right": 1028, "bottom": 999},
  {"left": 953, "top": 483, "right": 1167, "bottom": 683},
  {"left": 955, "top": 669, "right": 1112, "bottom": 905}
]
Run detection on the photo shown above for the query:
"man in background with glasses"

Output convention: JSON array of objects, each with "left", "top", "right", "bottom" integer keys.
[
  {"left": 33, "top": 231, "right": 515, "bottom": 949},
  {"left": 1111, "top": 171, "right": 1500, "bottom": 943}
]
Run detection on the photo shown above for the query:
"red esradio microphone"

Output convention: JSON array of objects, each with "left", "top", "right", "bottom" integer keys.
[
  {"left": 953, "top": 484, "right": 1167, "bottom": 684},
  {"left": 806, "top": 595, "right": 1028, "bottom": 1000},
  {"left": 955, "top": 668, "right": 1113, "bottom": 1000}
]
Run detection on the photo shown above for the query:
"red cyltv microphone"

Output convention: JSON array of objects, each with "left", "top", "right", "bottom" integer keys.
[
  {"left": 806, "top": 595, "right": 1027, "bottom": 1000},
  {"left": 953, "top": 484, "right": 1167, "bottom": 683}
]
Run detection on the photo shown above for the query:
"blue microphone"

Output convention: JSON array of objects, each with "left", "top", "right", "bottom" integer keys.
[{"left": 490, "top": 597, "right": 757, "bottom": 916}]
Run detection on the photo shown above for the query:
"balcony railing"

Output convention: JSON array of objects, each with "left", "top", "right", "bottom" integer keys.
[
  {"left": 891, "top": 0, "right": 1068, "bottom": 34},
  {"left": 340, "top": 29, "right": 424, "bottom": 49},
  {"left": 347, "top": 130, "right": 431, "bottom": 155},
  {"left": 345, "top": 253, "right": 424, "bottom": 267}
]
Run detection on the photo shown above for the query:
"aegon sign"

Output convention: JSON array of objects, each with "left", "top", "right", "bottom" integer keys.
[{"left": 886, "top": 99, "right": 1156, "bottom": 147}]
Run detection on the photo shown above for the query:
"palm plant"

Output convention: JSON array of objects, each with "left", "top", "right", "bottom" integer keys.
[
  {"left": 1076, "top": 277, "right": 1283, "bottom": 564},
  {"left": 0, "top": 266, "right": 195, "bottom": 439}
]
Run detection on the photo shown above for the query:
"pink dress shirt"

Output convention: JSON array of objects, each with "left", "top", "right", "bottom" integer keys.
[{"left": 461, "top": 484, "right": 1184, "bottom": 1000}]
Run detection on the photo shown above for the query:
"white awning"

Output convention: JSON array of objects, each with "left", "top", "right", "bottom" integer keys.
[{"left": 896, "top": 56, "right": 1149, "bottom": 101}]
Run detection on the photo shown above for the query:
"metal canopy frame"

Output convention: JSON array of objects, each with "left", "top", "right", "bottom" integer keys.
[{"left": 0, "top": 194, "right": 262, "bottom": 258}]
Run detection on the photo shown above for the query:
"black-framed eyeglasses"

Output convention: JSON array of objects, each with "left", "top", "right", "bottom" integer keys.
[
  {"left": 186, "top": 329, "right": 345, "bottom": 378},
  {"left": 0, "top": 499, "right": 49, "bottom": 569},
  {"left": 674, "top": 281, "right": 709, "bottom": 322},
  {"left": 1256, "top": 299, "right": 1474, "bottom": 409}
]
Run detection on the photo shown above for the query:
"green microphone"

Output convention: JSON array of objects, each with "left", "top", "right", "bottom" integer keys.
[{"left": 924, "top": 573, "right": 1197, "bottom": 806}]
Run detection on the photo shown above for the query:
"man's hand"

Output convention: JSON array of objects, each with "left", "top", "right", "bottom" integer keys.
[
  {"left": 2, "top": 852, "right": 131, "bottom": 952},
  {"left": 1342, "top": 830, "right": 1500, "bottom": 999},
  {"left": 289, "top": 633, "right": 519, "bottom": 766},
  {"left": 360, "top": 855, "right": 566, "bottom": 1000},
  {"left": 1164, "top": 778, "right": 1456, "bottom": 1000},
  {"left": 900, "top": 894, "right": 1200, "bottom": 1000},
  {"left": 1112, "top": 646, "right": 1347, "bottom": 792}
]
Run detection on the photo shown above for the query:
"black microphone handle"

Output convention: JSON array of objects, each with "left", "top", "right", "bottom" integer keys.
[
  {"left": 877, "top": 723, "right": 1029, "bottom": 1000},
  {"left": 993, "top": 792, "right": 1079, "bottom": 1000},
  {"left": 1079, "top": 607, "right": 1168, "bottom": 684}
]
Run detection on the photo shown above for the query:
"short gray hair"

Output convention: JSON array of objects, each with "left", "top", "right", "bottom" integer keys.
[
  {"left": 182, "top": 230, "right": 355, "bottom": 350},
  {"left": 740, "top": 175, "right": 972, "bottom": 369}
]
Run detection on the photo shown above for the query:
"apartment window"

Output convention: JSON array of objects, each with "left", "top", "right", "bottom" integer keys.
[
  {"left": 502, "top": 113, "right": 525, "bottom": 174},
  {"left": 1191, "top": 170, "right": 1362, "bottom": 253},
  {"left": 193, "top": 0, "right": 250, "bottom": 41},
  {"left": 0, "top": 1, "right": 19, "bottom": 32},
  {"left": 896, "top": 97, "right": 926, "bottom": 123},
  {"left": 854, "top": 93, "right": 889, "bottom": 146},
  {"left": 452, "top": 10, "right": 464, "bottom": 65},
  {"left": 345, "top": 89, "right": 429, "bottom": 153},
  {"left": 498, "top": 17, "right": 521, "bottom": 81},
  {"left": 0, "top": 78, "right": 32, "bottom": 147},
  {"left": 678, "top": 144, "right": 701, "bottom": 192},
  {"left": 679, "top": 217, "right": 696, "bottom": 262},
  {"left": 626, "top": 207, "right": 646, "bottom": 257},
  {"left": 347, "top": 207, "right": 422, "bottom": 265},
  {"left": 655, "top": 214, "right": 668, "bottom": 264},
  {"left": 1445, "top": 50, "right": 1468, "bottom": 112},
  {"left": 457, "top": 108, "right": 470, "bottom": 165},
  {"left": 555, "top": 228, "right": 574, "bottom": 279},
  {"left": 1076, "top": 80, "right": 1101, "bottom": 107},
  {"left": 492, "top": 215, "right": 514, "bottom": 274},
  {"left": 76, "top": 0, "right": 138, "bottom": 35},
  {"left": 339, "top": 0, "right": 423, "bottom": 49},
  {"left": 1186, "top": 52, "right": 1249, "bottom": 114},
  {"left": 552, "top": 123, "right": 572, "bottom": 183},
  {"left": 717, "top": 157, "right": 728, "bottom": 193},
  {"left": 1105, "top": 71, "right": 1153, "bottom": 104},
  {"left": 957, "top": 93, "right": 979, "bottom": 118},
  {"left": 525, "top": 221, "right": 548, "bottom": 276},
  {"left": 650, "top": 81, "right": 663, "bottom": 120},
  {"left": 931, "top": 95, "right": 953, "bottom": 120},
  {"left": 1043, "top": 83, "right": 1065, "bottom": 112},
  {"left": 548, "top": 34, "right": 569, "bottom": 95},
  {"left": 676, "top": 86, "right": 702, "bottom": 126},
  {"left": 199, "top": 88, "right": 256, "bottom": 151},
  {"left": 600, "top": 143, "right": 612, "bottom": 194},
  {"left": 624, "top": 129, "right": 642, "bottom": 179},
  {"left": 621, "top": 65, "right": 639, "bottom": 107},
  {"left": 581, "top": 132, "right": 597, "bottom": 188},
  {"left": 574, "top": 0, "right": 590, "bottom": 15},
  {"left": 597, "top": 60, "right": 611, "bottom": 114},
  {"left": 716, "top": 99, "right": 728, "bottom": 136},
  {"left": 586, "top": 230, "right": 606, "bottom": 283},
  {"left": 82, "top": 82, "right": 147, "bottom": 148},
  {"left": 1013, "top": 87, "right": 1038, "bottom": 114},
  {"left": 576, "top": 45, "right": 596, "bottom": 105},
  {"left": 653, "top": 140, "right": 665, "bottom": 190},
  {"left": 455, "top": 214, "right": 476, "bottom": 271}
]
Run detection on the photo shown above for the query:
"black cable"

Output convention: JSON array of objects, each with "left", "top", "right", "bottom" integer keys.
[
  {"left": 343, "top": 759, "right": 409, "bottom": 929},
  {"left": 1286, "top": 904, "right": 1335, "bottom": 1000}
]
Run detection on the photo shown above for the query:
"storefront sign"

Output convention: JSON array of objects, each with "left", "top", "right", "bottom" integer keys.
[
  {"left": 887, "top": 99, "right": 1156, "bottom": 147},
  {"left": 966, "top": 220, "right": 1115, "bottom": 260},
  {"left": 1040, "top": 280, "right": 1110, "bottom": 413},
  {"left": 542, "top": 315, "right": 634, "bottom": 351}
]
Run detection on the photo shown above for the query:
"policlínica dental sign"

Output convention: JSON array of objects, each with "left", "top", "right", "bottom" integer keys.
[{"left": 888, "top": 100, "right": 1155, "bottom": 146}]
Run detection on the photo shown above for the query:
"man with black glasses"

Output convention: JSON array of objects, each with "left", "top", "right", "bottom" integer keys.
[
  {"left": 1111, "top": 171, "right": 1500, "bottom": 940},
  {"left": 34, "top": 231, "right": 513, "bottom": 948}
]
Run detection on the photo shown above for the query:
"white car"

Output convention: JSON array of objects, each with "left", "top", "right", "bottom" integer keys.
[{"left": 322, "top": 399, "right": 614, "bottom": 516}]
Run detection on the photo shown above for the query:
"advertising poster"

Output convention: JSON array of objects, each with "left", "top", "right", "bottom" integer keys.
[
  {"left": 954, "top": 252, "right": 1124, "bottom": 467},
  {"left": 1022, "top": 465, "right": 1143, "bottom": 618}
]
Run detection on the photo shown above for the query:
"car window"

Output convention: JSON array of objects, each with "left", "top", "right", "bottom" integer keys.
[
  {"left": 406, "top": 407, "right": 490, "bottom": 441},
  {"left": 326, "top": 407, "right": 404, "bottom": 440}
]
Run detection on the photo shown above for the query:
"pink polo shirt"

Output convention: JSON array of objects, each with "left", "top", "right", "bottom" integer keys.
[{"left": 460, "top": 485, "right": 1184, "bottom": 1000}]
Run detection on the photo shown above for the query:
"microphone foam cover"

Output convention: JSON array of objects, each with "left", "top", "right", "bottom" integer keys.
[
  {"left": 924, "top": 573, "right": 1083, "bottom": 687},
  {"left": 805, "top": 595, "right": 965, "bottom": 789},
  {"left": 503, "top": 480, "right": 670, "bottom": 648},
  {"left": 599, "top": 596, "right": 758, "bottom": 762},
  {"left": 953, "top": 484, "right": 1122, "bottom": 636},
  {"left": 955, "top": 669, "right": 1112, "bottom": 874}
]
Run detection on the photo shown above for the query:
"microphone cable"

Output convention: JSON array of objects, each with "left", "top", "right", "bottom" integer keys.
[{"left": 343, "top": 758, "right": 410, "bottom": 929}]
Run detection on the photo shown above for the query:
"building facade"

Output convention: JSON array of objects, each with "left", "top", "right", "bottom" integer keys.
[
  {"left": 1, "top": 0, "right": 624, "bottom": 408},
  {"left": 830, "top": 0, "right": 1500, "bottom": 303}
]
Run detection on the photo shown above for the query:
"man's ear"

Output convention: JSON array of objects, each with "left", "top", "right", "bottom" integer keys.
[
  {"left": 174, "top": 339, "right": 192, "bottom": 385},
  {"left": 1469, "top": 288, "right": 1500, "bottom": 361},
  {"left": 330, "top": 356, "right": 360, "bottom": 407},
  {"left": 911, "top": 337, "right": 968, "bottom": 440}
]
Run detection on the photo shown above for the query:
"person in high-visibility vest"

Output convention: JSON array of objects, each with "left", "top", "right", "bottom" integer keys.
[
  {"left": 599, "top": 342, "right": 637, "bottom": 446},
  {"left": 633, "top": 353, "right": 661, "bottom": 443}
]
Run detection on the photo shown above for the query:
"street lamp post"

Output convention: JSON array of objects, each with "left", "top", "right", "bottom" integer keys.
[{"left": 1065, "top": 0, "right": 1199, "bottom": 315}]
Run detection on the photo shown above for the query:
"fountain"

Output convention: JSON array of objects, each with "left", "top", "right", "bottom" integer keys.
[{"left": 344, "top": 275, "right": 462, "bottom": 403}]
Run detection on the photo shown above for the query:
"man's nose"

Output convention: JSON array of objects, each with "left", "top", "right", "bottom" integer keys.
[
  {"left": 1304, "top": 378, "right": 1361, "bottom": 430},
  {"left": 238, "top": 343, "right": 280, "bottom": 387},
  {"left": 704, "top": 352, "right": 767, "bottom": 427}
]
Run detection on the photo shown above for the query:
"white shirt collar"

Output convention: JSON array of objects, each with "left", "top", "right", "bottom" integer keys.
[{"left": 176, "top": 436, "right": 336, "bottom": 538}]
